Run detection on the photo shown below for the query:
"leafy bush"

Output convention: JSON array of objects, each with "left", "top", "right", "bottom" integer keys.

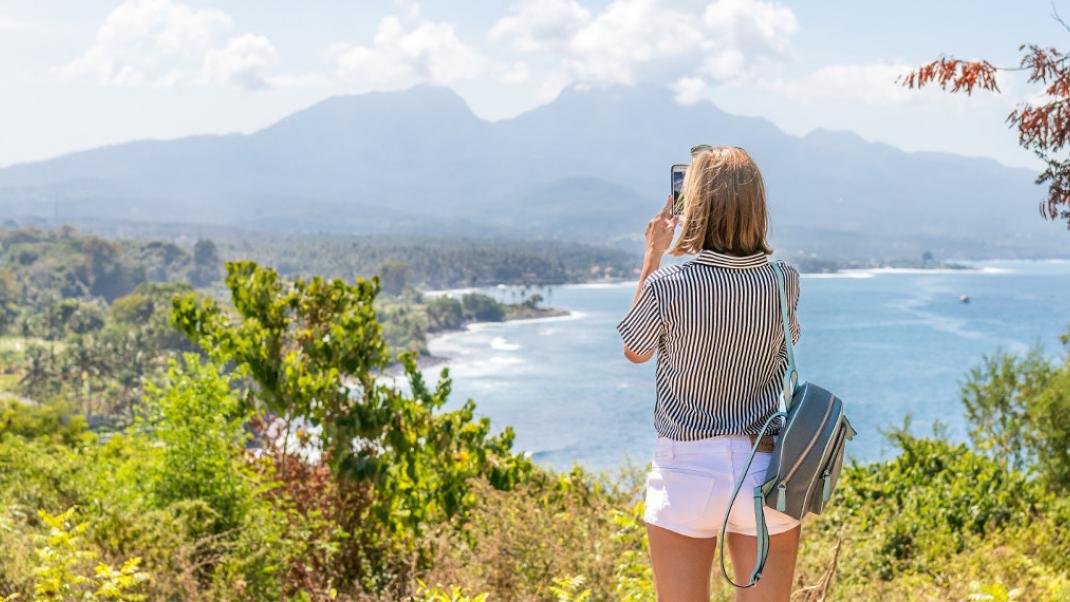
[
  {"left": 0, "top": 399, "right": 86, "bottom": 445},
  {"left": 961, "top": 337, "right": 1070, "bottom": 492},
  {"left": 460, "top": 293, "right": 503, "bottom": 322},
  {"left": 143, "top": 354, "right": 253, "bottom": 535},
  {"left": 172, "top": 261, "right": 533, "bottom": 595},
  {"left": 31, "top": 508, "right": 148, "bottom": 602}
]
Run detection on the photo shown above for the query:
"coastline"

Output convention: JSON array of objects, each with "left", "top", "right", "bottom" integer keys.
[
  {"left": 407, "top": 258, "right": 1039, "bottom": 371},
  {"left": 409, "top": 307, "right": 573, "bottom": 372}
]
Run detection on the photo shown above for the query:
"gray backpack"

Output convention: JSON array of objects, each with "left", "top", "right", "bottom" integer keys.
[{"left": 719, "top": 261, "right": 856, "bottom": 588}]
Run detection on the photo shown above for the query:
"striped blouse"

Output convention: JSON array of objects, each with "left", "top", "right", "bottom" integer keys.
[{"left": 617, "top": 250, "right": 801, "bottom": 440}]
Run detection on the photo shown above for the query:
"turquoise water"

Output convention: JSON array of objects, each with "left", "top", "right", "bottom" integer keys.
[{"left": 425, "top": 261, "right": 1070, "bottom": 472}]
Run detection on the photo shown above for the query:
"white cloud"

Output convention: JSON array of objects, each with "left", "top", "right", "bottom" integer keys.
[
  {"left": 566, "top": 0, "right": 704, "bottom": 86},
  {"left": 200, "top": 34, "right": 278, "bottom": 90},
  {"left": 331, "top": 17, "right": 485, "bottom": 90},
  {"left": 761, "top": 62, "right": 933, "bottom": 105},
  {"left": 57, "top": 0, "right": 230, "bottom": 86},
  {"left": 55, "top": 0, "right": 307, "bottom": 91},
  {"left": 489, "top": 0, "right": 591, "bottom": 52},
  {"left": 703, "top": 0, "right": 796, "bottom": 58},
  {"left": 502, "top": 61, "right": 531, "bottom": 83},
  {"left": 491, "top": 0, "right": 799, "bottom": 93},
  {"left": 673, "top": 76, "right": 716, "bottom": 105}
]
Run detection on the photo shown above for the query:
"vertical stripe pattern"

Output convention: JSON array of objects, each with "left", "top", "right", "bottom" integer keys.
[{"left": 617, "top": 250, "right": 801, "bottom": 440}]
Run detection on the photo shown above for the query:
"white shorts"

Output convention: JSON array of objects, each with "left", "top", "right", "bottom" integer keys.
[{"left": 643, "top": 435, "right": 801, "bottom": 539}]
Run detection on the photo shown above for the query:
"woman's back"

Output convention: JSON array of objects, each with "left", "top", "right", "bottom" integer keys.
[
  {"left": 618, "top": 249, "right": 800, "bottom": 440},
  {"left": 619, "top": 146, "right": 804, "bottom": 601}
]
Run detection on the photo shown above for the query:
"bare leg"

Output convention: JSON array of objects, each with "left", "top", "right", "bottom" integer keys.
[
  {"left": 726, "top": 525, "right": 801, "bottom": 602},
  {"left": 646, "top": 523, "right": 718, "bottom": 602}
]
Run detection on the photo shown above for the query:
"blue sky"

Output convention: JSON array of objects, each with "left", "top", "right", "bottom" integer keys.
[{"left": 1, "top": 0, "right": 1068, "bottom": 169}]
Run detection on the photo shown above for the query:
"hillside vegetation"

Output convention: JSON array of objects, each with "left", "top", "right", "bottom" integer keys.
[{"left": 0, "top": 246, "right": 1068, "bottom": 600}]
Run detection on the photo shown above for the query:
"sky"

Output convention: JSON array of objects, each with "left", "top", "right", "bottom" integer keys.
[{"left": 1, "top": 0, "right": 1069, "bottom": 170}]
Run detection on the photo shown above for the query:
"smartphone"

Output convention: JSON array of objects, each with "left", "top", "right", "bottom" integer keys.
[{"left": 671, "top": 164, "right": 688, "bottom": 215}]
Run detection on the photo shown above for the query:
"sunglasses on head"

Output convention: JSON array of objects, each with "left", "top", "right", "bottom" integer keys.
[{"left": 690, "top": 144, "right": 745, "bottom": 155}]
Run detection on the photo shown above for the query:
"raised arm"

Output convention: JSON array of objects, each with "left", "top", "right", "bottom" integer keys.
[{"left": 620, "top": 196, "right": 678, "bottom": 363}]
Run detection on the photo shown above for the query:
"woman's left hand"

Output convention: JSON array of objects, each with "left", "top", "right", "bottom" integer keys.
[{"left": 645, "top": 195, "right": 679, "bottom": 260}]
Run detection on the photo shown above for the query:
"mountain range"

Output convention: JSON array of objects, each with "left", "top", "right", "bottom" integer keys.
[{"left": 1, "top": 84, "right": 1065, "bottom": 259}]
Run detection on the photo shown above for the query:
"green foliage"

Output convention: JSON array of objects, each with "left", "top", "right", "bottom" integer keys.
[
  {"left": 32, "top": 508, "right": 148, "bottom": 602},
  {"left": 426, "top": 296, "right": 464, "bottom": 331},
  {"left": 172, "top": 261, "right": 388, "bottom": 473},
  {"left": 608, "top": 500, "right": 655, "bottom": 602},
  {"left": 378, "top": 259, "right": 409, "bottom": 296},
  {"left": 0, "top": 399, "right": 86, "bottom": 445},
  {"left": 0, "top": 268, "right": 18, "bottom": 331},
  {"left": 172, "top": 260, "right": 533, "bottom": 593},
  {"left": 377, "top": 298, "right": 431, "bottom": 354},
  {"left": 211, "top": 233, "right": 636, "bottom": 290},
  {"left": 961, "top": 340, "right": 1070, "bottom": 492},
  {"left": 415, "top": 581, "right": 489, "bottom": 602},
  {"left": 832, "top": 428, "right": 1044, "bottom": 579},
  {"left": 143, "top": 355, "right": 252, "bottom": 534},
  {"left": 0, "top": 226, "right": 214, "bottom": 340},
  {"left": 190, "top": 239, "right": 220, "bottom": 287},
  {"left": 548, "top": 575, "right": 592, "bottom": 601},
  {"left": 460, "top": 293, "right": 504, "bottom": 322}
]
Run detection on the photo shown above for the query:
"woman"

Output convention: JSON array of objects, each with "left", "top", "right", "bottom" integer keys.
[{"left": 616, "top": 146, "right": 802, "bottom": 602}]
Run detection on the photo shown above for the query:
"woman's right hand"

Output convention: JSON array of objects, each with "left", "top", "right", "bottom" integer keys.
[{"left": 645, "top": 195, "right": 679, "bottom": 261}]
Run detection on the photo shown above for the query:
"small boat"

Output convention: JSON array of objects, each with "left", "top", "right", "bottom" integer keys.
[{"left": 959, "top": 295, "right": 970, "bottom": 304}]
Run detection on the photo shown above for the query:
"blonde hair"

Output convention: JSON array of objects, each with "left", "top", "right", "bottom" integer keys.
[{"left": 669, "top": 146, "right": 772, "bottom": 257}]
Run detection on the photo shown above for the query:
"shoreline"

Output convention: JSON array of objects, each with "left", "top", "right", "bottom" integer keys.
[
  {"left": 408, "top": 257, "right": 1052, "bottom": 371},
  {"left": 405, "top": 307, "right": 574, "bottom": 372}
]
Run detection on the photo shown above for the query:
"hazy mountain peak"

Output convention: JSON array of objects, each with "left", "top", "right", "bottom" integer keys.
[
  {"left": 0, "top": 84, "right": 1063, "bottom": 258},
  {"left": 260, "top": 84, "right": 480, "bottom": 138}
]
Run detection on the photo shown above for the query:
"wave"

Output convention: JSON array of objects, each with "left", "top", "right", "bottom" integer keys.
[
  {"left": 422, "top": 287, "right": 480, "bottom": 297},
  {"left": 443, "top": 354, "right": 526, "bottom": 378},
  {"left": 490, "top": 336, "right": 520, "bottom": 351},
  {"left": 805, "top": 266, "right": 1009, "bottom": 279}
]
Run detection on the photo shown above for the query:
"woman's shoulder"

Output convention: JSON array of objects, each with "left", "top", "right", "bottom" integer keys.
[
  {"left": 638, "top": 264, "right": 688, "bottom": 293},
  {"left": 772, "top": 260, "right": 802, "bottom": 297},
  {"left": 646, "top": 263, "right": 687, "bottom": 284},
  {"left": 772, "top": 259, "right": 800, "bottom": 276}
]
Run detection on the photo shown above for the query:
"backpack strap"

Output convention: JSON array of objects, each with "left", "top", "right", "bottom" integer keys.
[
  {"left": 717, "top": 260, "right": 797, "bottom": 588},
  {"left": 718, "top": 410, "right": 784, "bottom": 588},
  {"left": 772, "top": 261, "right": 798, "bottom": 412}
]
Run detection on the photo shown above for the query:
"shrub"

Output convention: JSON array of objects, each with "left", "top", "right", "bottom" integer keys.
[
  {"left": 143, "top": 354, "right": 252, "bottom": 535},
  {"left": 460, "top": 293, "right": 503, "bottom": 322},
  {"left": 961, "top": 340, "right": 1070, "bottom": 493},
  {"left": 172, "top": 261, "right": 533, "bottom": 596},
  {"left": 31, "top": 508, "right": 148, "bottom": 602},
  {"left": 0, "top": 399, "right": 86, "bottom": 445}
]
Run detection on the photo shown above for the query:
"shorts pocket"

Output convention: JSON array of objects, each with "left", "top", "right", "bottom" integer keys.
[{"left": 645, "top": 466, "right": 718, "bottom": 525}]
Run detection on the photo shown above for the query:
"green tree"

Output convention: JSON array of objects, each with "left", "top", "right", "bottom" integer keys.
[
  {"left": 191, "top": 239, "right": 220, "bottom": 286},
  {"left": 171, "top": 261, "right": 531, "bottom": 589},
  {"left": 19, "top": 345, "right": 59, "bottom": 401},
  {"left": 461, "top": 293, "right": 504, "bottom": 322},
  {"left": 961, "top": 336, "right": 1070, "bottom": 492},
  {"left": 378, "top": 259, "right": 409, "bottom": 296},
  {"left": 144, "top": 354, "right": 252, "bottom": 534},
  {"left": 0, "top": 267, "right": 18, "bottom": 333},
  {"left": 426, "top": 296, "right": 464, "bottom": 331}
]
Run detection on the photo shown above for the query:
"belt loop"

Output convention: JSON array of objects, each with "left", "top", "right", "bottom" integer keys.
[{"left": 668, "top": 438, "right": 675, "bottom": 460}]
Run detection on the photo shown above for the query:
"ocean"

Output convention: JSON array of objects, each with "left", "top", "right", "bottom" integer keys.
[{"left": 424, "top": 261, "right": 1070, "bottom": 473}]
